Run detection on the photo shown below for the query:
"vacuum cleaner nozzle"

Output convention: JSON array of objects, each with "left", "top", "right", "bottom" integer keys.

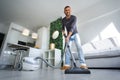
[{"left": 65, "top": 67, "right": 91, "bottom": 74}]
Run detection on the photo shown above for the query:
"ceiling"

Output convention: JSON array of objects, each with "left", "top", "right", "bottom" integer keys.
[{"left": 0, "top": 0, "right": 103, "bottom": 31}]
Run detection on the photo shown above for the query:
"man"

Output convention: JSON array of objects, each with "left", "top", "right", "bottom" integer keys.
[{"left": 61, "top": 6, "right": 88, "bottom": 70}]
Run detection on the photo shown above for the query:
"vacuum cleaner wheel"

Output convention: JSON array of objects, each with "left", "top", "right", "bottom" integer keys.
[{"left": 65, "top": 67, "right": 91, "bottom": 74}]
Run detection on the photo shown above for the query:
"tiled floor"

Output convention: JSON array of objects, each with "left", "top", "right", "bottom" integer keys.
[{"left": 0, "top": 68, "right": 120, "bottom": 80}]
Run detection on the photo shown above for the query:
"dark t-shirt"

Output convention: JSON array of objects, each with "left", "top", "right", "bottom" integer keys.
[{"left": 62, "top": 15, "right": 78, "bottom": 36}]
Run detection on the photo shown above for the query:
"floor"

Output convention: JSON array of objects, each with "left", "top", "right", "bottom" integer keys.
[{"left": 0, "top": 68, "right": 120, "bottom": 80}]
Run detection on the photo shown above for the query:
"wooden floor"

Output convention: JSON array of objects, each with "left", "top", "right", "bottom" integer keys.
[{"left": 0, "top": 68, "right": 120, "bottom": 80}]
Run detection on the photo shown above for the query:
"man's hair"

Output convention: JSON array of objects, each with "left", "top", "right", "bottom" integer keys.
[{"left": 64, "top": 6, "right": 71, "bottom": 9}]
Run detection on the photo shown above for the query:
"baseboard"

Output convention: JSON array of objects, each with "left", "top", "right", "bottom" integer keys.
[
  {"left": 88, "top": 67, "right": 120, "bottom": 69},
  {"left": 0, "top": 65, "right": 13, "bottom": 70}
]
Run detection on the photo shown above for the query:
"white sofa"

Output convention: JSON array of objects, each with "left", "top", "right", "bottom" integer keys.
[{"left": 73, "top": 37, "right": 120, "bottom": 68}]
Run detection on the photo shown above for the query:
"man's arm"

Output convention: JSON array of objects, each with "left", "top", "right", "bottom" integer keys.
[
  {"left": 69, "top": 16, "right": 77, "bottom": 33},
  {"left": 66, "top": 16, "right": 76, "bottom": 42}
]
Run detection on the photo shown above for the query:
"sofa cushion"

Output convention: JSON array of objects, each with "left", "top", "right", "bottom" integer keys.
[
  {"left": 81, "top": 37, "right": 120, "bottom": 54},
  {"left": 82, "top": 43, "right": 96, "bottom": 53},
  {"left": 92, "top": 38, "right": 115, "bottom": 50},
  {"left": 72, "top": 47, "right": 120, "bottom": 60},
  {"left": 85, "top": 48, "right": 120, "bottom": 59}
]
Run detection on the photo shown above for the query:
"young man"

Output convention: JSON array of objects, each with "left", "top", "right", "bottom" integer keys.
[{"left": 61, "top": 6, "right": 88, "bottom": 70}]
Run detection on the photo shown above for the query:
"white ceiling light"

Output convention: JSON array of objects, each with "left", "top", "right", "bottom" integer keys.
[
  {"left": 22, "top": 29, "right": 30, "bottom": 36},
  {"left": 32, "top": 33, "right": 38, "bottom": 39}
]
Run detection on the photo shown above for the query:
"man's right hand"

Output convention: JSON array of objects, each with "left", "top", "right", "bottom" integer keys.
[{"left": 65, "top": 36, "right": 69, "bottom": 42}]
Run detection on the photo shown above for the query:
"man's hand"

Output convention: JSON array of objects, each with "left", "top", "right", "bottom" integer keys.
[
  {"left": 65, "top": 36, "right": 70, "bottom": 42},
  {"left": 65, "top": 31, "right": 72, "bottom": 42}
]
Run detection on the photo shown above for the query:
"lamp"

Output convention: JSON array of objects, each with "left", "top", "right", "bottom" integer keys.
[
  {"left": 22, "top": 29, "right": 30, "bottom": 36},
  {"left": 31, "top": 33, "right": 38, "bottom": 39},
  {"left": 50, "top": 43, "right": 55, "bottom": 50}
]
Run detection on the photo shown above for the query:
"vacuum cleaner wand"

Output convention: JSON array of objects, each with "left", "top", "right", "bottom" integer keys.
[
  {"left": 64, "top": 42, "right": 91, "bottom": 74},
  {"left": 67, "top": 44, "right": 77, "bottom": 68}
]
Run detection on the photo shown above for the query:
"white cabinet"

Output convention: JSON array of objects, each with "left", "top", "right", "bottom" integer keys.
[
  {"left": 43, "top": 49, "right": 61, "bottom": 67},
  {"left": 7, "top": 23, "right": 34, "bottom": 44},
  {"left": 28, "top": 47, "right": 43, "bottom": 57}
]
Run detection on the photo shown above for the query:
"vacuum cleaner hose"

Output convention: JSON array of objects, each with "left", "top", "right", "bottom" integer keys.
[
  {"left": 34, "top": 57, "right": 62, "bottom": 69},
  {"left": 34, "top": 35, "right": 68, "bottom": 69}
]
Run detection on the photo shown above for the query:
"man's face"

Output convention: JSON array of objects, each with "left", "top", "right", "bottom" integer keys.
[{"left": 64, "top": 7, "right": 71, "bottom": 17}]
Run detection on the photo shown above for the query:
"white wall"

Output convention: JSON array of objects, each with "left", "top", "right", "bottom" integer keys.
[
  {"left": 36, "top": 27, "right": 49, "bottom": 50},
  {"left": 76, "top": 0, "right": 120, "bottom": 44},
  {"left": 0, "top": 22, "right": 10, "bottom": 55},
  {"left": 0, "top": 22, "right": 9, "bottom": 34}
]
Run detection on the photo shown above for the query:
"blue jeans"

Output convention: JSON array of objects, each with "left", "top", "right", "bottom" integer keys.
[{"left": 65, "top": 33, "right": 86, "bottom": 65}]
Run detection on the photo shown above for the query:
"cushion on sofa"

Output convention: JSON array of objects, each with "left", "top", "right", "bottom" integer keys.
[
  {"left": 82, "top": 43, "right": 96, "bottom": 53},
  {"left": 92, "top": 38, "right": 114, "bottom": 50},
  {"left": 81, "top": 37, "right": 120, "bottom": 54}
]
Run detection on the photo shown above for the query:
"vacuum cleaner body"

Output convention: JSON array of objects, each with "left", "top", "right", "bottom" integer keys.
[{"left": 22, "top": 57, "right": 40, "bottom": 71}]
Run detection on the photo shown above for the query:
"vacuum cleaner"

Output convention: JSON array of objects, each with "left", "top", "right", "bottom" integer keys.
[
  {"left": 22, "top": 57, "right": 41, "bottom": 71},
  {"left": 64, "top": 40, "right": 91, "bottom": 74}
]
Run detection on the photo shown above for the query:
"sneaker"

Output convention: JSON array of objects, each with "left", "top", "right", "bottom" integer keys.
[
  {"left": 80, "top": 64, "right": 88, "bottom": 69},
  {"left": 61, "top": 65, "right": 71, "bottom": 70}
]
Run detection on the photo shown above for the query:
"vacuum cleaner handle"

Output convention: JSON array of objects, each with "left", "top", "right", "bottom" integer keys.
[
  {"left": 61, "top": 34, "right": 68, "bottom": 67},
  {"left": 63, "top": 34, "right": 67, "bottom": 38},
  {"left": 67, "top": 44, "right": 77, "bottom": 68},
  {"left": 63, "top": 34, "right": 77, "bottom": 67}
]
